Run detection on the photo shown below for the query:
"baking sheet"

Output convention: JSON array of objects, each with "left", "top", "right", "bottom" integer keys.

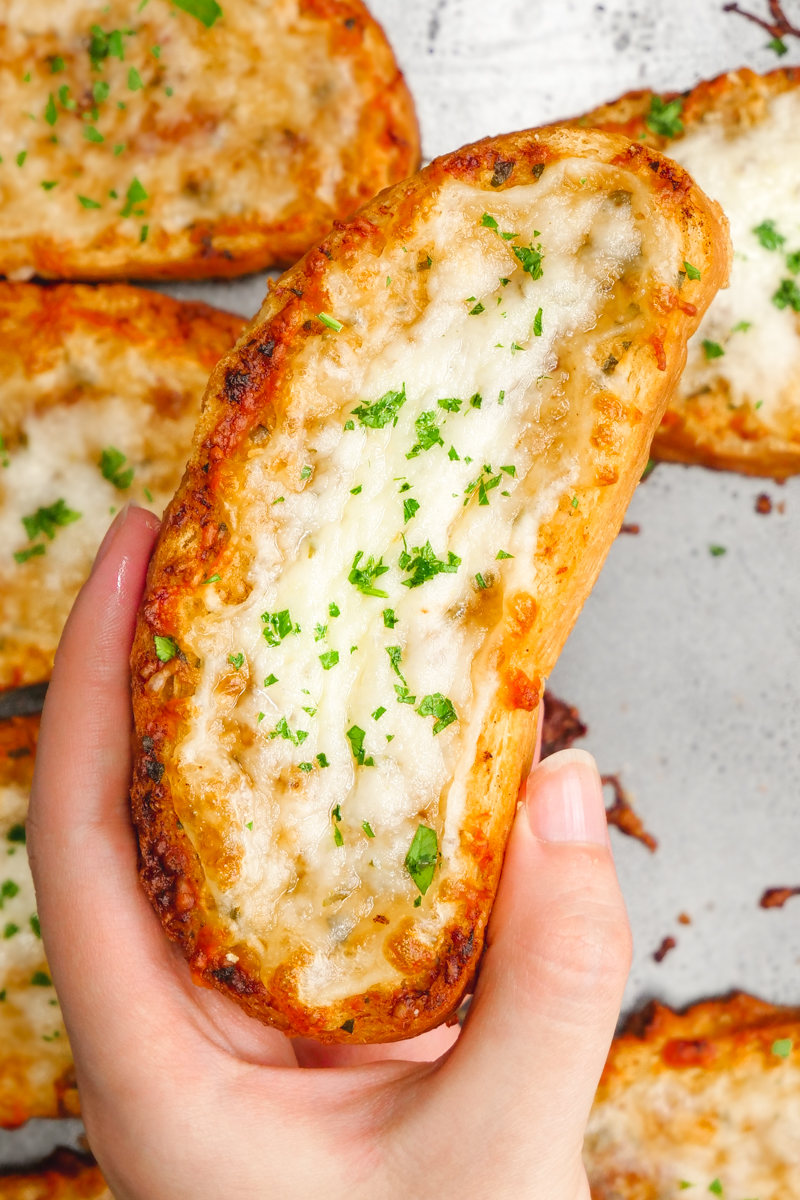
[{"left": 4, "top": 0, "right": 799, "bottom": 1168}]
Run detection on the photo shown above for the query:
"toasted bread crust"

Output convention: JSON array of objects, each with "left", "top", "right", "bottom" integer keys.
[
  {"left": 0, "top": 1151, "right": 109, "bottom": 1200},
  {"left": 0, "top": 282, "right": 244, "bottom": 690},
  {"left": 568, "top": 67, "right": 800, "bottom": 479},
  {"left": 131, "top": 126, "right": 729, "bottom": 1042},
  {"left": 586, "top": 993, "right": 800, "bottom": 1199},
  {"left": 0, "top": 0, "right": 419, "bottom": 281}
]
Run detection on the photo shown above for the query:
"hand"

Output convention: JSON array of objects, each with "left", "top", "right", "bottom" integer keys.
[{"left": 28, "top": 504, "right": 631, "bottom": 1200}]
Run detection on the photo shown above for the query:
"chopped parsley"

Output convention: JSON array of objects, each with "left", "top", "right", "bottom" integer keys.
[
  {"left": 44, "top": 94, "right": 58, "bottom": 126},
  {"left": 417, "top": 693, "right": 458, "bottom": 735},
  {"left": 140, "top": 225, "right": 149, "bottom": 243},
  {"left": 470, "top": 392, "right": 482, "bottom": 409},
  {"left": 753, "top": 219, "right": 785, "bottom": 251},
  {"left": 333, "top": 824, "right": 344, "bottom": 847},
  {"left": 300, "top": 465, "right": 312, "bottom": 481},
  {"left": 533, "top": 307, "right": 543, "bottom": 336},
  {"left": 406, "top": 411, "right": 443, "bottom": 457},
  {"left": 768, "top": 35, "right": 789, "bottom": 54},
  {"left": 50, "top": 56, "right": 66, "bottom": 73},
  {"left": 16, "top": 151, "right": 26, "bottom": 167},
  {"left": 448, "top": 446, "right": 460, "bottom": 461},
  {"left": 89, "top": 26, "right": 127, "bottom": 70},
  {"left": 154, "top": 635, "right": 178, "bottom": 662},
  {"left": 386, "top": 645, "right": 406, "bottom": 682},
  {"left": 22, "top": 499, "right": 80, "bottom": 543},
  {"left": 100, "top": 446, "right": 134, "bottom": 489},
  {"left": 513, "top": 241, "right": 544, "bottom": 280},
  {"left": 348, "top": 551, "right": 389, "bottom": 597},
  {"left": 683, "top": 261, "right": 701, "bottom": 281},
  {"left": 352, "top": 385, "right": 407, "bottom": 429},
  {"left": 372, "top": 706, "right": 386, "bottom": 721},
  {"left": 731, "top": 320, "right": 752, "bottom": 333},
  {"left": 228, "top": 653, "right": 244, "bottom": 670},
  {"left": 317, "top": 312, "right": 343, "bottom": 332},
  {"left": 469, "top": 302, "right": 485, "bottom": 315},
  {"left": 403, "top": 497, "right": 420, "bottom": 522},
  {"left": 395, "top": 685, "right": 416, "bottom": 705},
  {"left": 7, "top": 826, "right": 25, "bottom": 845},
  {"left": 3, "top": 925, "right": 18, "bottom": 939},
  {"left": 314, "top": 623, "right": 327, "bottom": 641},
  {"left": 83, "top": 127, "right": 104, "bottom": 144},
  {"left": 350, "top": 484, "right": 362, "bottom": 495},
  {"left": 319, "top": 650, "right": 339, "bottom": 670},
  {"left": 646, "top": 94, "right": 684, "bottom": 138},
  {"left": 346, "top": 725, "right": 374, "bottom": 767},
  {"left": 78, "top": 195, "right": 102, "bottom": 209},
  {"left": 58, "top": 85, "right": 76, "bottom": 110},
  {"left": 481, "top": 213, "right": 500, "bottom": 230},
  {"left": 475, "top": 573, "right": 488, "bottom": 589},
  {"left": 302, "top": 706, "right": 317, "bottom": 717},
  {"left": 787, "top": 250, "right": 800, "bottom": 275},
  {"left": 400, "top": 540, "right": 461, "bottom": 588},
  {"left": 437, "top": 397, "right": 462, "bottom": 412},
  {"left": 316, "top": 753, "right": 329, "bottom": 768},
  {"left": 121, "top": 177, "right": 148, "bottom": 218},
  {"left": 41, "top": 181, "right": 58, "bottom": 190},
  {"left": 496, "top": 549, "right": 514, "bottom": 559},
  {"left": 151, "top": 45, "right": 161, "bottom": 57},
  {"left": 405, "top": 824, "right": 438, "bottom": 894},
  {"left": 30, "top": 915, "right": 41, "bottom": 938},
  {"left": 772, "top": 1037, "right": 793, "bottom": 1058},
  {"left": 173, "top": 0, "right": 224, "bottom": 28},
  {"left": 702, "top": 340, "right": 724, "bottom": 360},
  {"left": 0, "top": 882, "right": 18, "bottom": 907},
  {"left": 261, "top": 609, "right": 299, "bottom": 645},
  {"left": 329, "top": 602, "right": 340, "bottom": 617},
  {"left": 93, "top": 80, "right": 110, "bottom": 103},
  {"left": 299, "top": 762, "right": 313, "bottom": 772},
  {"left": 571, "top": 496, "right": 579, "bottom": 509},
  {"left": 14, "top": 546, "right": 45, "bottom": 565},
  {"left": 773, "top": 278, "right": 800, "bottom": 312},
  {"left": 344, "top": 420, "right": 354, "bottom": 430},
  {"left": 31, "top": 971, "right": 52, "bottom": 987},
  {"left": 709, "top": 544, "right": 727, "bottom": 557},
  {"left": 269, "top": 717, "right": 308, "bottom": 746},
  {"left": 383, "top": 608, "right": 398, "bottom": 628},
  {"left": 264, "top": 674, "right": 278, "bottom": 686},
  {"left": 362, "top": 821, "right": 375, "bottom": 838},
  {"left": 708, "top": 1182, "right": 722, "bottom": 1196}
]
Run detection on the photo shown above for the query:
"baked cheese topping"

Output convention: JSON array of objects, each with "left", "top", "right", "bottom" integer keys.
[
  {"left": 171, "top": 166, "right": 682, "bottom": 1005},
  {"left": 585, "top": 1046, "right": 800, "bottom": 1197},
  {"left": 0, "top": 0, "right": 372, "bottom": 273},
  {"left": 670, "top": 88, "right": 800, "bottom": 440}
]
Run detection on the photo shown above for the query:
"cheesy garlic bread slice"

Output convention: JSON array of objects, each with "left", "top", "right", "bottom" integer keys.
[
  {"left": 0, "top": 715, "right": 78, "bottom": 1128},
  {"left": 0, "top": 0, "right": 418, "bottom": 281},
  {"left": 0, "top": 283, "right": 244, "bottom": 690},
  {"left": 585, "top": 993, "right": 800, "bottom": 1199},
  {"left": 131, "top": 127, "right": 730, "bottom": 1042},
  {"left": 570, "top": 67, "right": 800, "bottom": 478},
  {"left": 0, "top": 1150, "right": 110, "bottom": 1199}
]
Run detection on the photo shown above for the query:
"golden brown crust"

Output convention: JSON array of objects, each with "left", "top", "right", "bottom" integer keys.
[
  {"left": 131, "top": 126, "right": 729, "bottom": 1041},
  {"left": 0, "top": 1151, "right": 109, "bottom": 1200},
  {"left": 566, "top": 67, "right": 800, "bottom": 479},
  {"left": 0, "top": 0, "right": 419, "bottom": 281},
  {"left": 0, "top": 282, "right": 245, "bottom": 690}
]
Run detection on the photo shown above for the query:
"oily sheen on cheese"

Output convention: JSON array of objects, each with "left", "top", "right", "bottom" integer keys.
[
  {"left": 585, "top": 994, "right": 800, "bottom": 1199},
  {"left": 132, "top": 128, "right": 729, "bottom": 1041},
  {"left": 571, "top": 68, "right": 800, "bottom": 477},
  {"left": 0, "top": 283, "right": 244, "bottom": 689},
  {"left": 0, "top": 0, "right": 418, "bottom": 280}
]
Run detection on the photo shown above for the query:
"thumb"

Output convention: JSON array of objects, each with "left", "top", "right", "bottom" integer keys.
[{"left": 430, "top": 749, "right": 631, "bottom": 1197}]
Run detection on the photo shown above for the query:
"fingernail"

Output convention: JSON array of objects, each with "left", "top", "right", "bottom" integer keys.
[
  {"left": 526, "top": 749, "right": 608, "bottom": 846},
  {"left": 90, "top": 502, "right": 138, "bottom": 577}
]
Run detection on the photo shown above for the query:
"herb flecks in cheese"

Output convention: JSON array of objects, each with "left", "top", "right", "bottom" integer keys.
[{"left": 174, "top": 170, "right": 663, "bottom": 1007}]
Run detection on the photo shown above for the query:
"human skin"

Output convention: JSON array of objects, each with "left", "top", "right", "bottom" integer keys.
[{"left": 27, "top": 503, "right": 632, "bottom": 1200}]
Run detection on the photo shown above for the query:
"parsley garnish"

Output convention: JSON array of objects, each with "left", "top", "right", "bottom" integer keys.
[
  {"left": 405, "top": 825, "right": 438, "bottom": 894},
  {"left": 475, "top": 573, "right": 488, "bottom": 589},
  {"left": 314, "top": 623, "right": 327, "bottom": 641},
  {"left": 417, "top": 693, "right": 458, "bottom": 734},
  {"left": 571, "top": 496, "right": 579, "bottom": 509},
  {"left": 51, "top": 56, "right": 65, "bottom": 73},
  {"left": 731, "top": 320, "right": 752, "bottom": 333},
  {"left": 406, "top": 411, "right": 443, "bottom": 458},
  {"left": 83, "top": 126, "right": 104, "bottom": 144},
  {"left": 30, "top": 915, "right": 41, "bottom": 938},
  {"left": 646, "top": 94, "right": 684, "bottom": 138},
  {"left": 299, "top": 465, "right": 312, "bottom": 481},
  {"left": 100, "top": 446, "right": 134, "bottom": 489},
  {"left": 228, "top": 653, "right": 244, "bottom": 670},
  {"left": 469, "top": 393, "right": 482, "bottom": 409},
  {"left": 708, "top": 1182, "right": 722, "bottom": 1196},
  {"left": 14, "top": 546, "right": 45, "bottom": 565},
  {"left": 269, "top": 718, "right": 308, "bottom": 746},
  {"left": 350, "top": 484, "right": 362, "bottom": 495},
  {"left": 44, "top": 94, "right": 57, "bottom": 126},
  {"left": 395, "top": 685, "right": 416, "bottom": 705},
  {"left": 362, "top": 821, "right": 375, "bottom": 838},
  {"left": 372, "top": 706, "right": 386, "bottom": 720},
  {"left": 264, "top": 674, "right": 278, "bottom": 686},
  {"left": 121, "top": 177, "right": 148, "bottom": 218},
  {"left": 709, "top": 544, "right": 727, "bottom": 557},
  {"left": 352, "top": 385, "right": 407, "bottom": 429},
  {"left": 437, "top": 397, "right": 462, "bottom": 412},
  {"left": 89, "top": 26, "right": 127, "bottom": 70},
  {"left": 329, "top": 602, "right": 340, "bottom": 617},
  {"left": 319, "top": 650, "right": 339, "bottom": 670},
  {"left": 753, "top": 219, "right": 785, "bottom": 251},
  {"left": 481, "top": 213, "right": 500, "bottom": 230},
  {"left": 154, "top": 635, "right": 178, "bottom": 662},
  {"left": 78, "top": 195, "right": 102, "bottom": 209},
  {"left": 787, "top": 250, "right": 800, "bottom": 275},
  {"left": 299, "top": 762, "right": 313, "bottom": 772},
  {"left": 0, "top": 881, "right": 18, "bottom": 908},
  {"left": 403, "top": 497, "right": 420, "bottom": 522},
  {"left": 173, "top": 0, "right": 224, "bottom": 28},
  {"left": 772, "top": 1037, "right": 793, "bottom": 1058},
  {"left": 683, "top": 261, "right": 701, "bottom": 281},
  {"left": 533, "top": 307, "right": 543, "bottom": 336},
  {"left": 344, "top": 420, "right": 354, "bottom": 430},
  {"left": 7, "top": 826, "right": 25, "bottom": 845},
  {"left": 260, "top": 609, "right": 299, "bottom": 645},
  {"left": 513, "top": 241, "right": 544, "bottom": 280},
  {"left": 386, "top": 646, "right": 406, "bottom": 682},
  {"left": 31, "top": 971, "right": 52, "bottom": 987},
  {"left": 702, "top": 340, "right": 724, "bottom": 360},
  {"left": 773, "top": 278, "right": 800, "bottom": 312},
  {"left": 41, "top": 181, "right": 58, "bottom": 191},
  {"left": 15, "top": 151, "right": 26, "bottom": 167},
  {"left": 346, "top": 725, "right": 374, "bottom": 766},
  {"left": 400, "top": 541, "right": 461, "bottom": 588},
  {"left": 496, "top": 549, "right": 514, "bottom": 559},
  {"left": 3, "top": 924, "right": 18, "bottom": 939},
  {"left": 469, "top": 302, "right": 485, "bottom": 315},
  {"left": 22, "top": 499, "right": 80, "bottom": 543},
  {"left": 349, "top": 551, "right": 389, "bottom": 597},
  {"left": 318, "top": 312, "right": 343, "bottom": 332},
  {"left": 768, "top": 35, "right": 789, "bottom": 54},
  {"left": 316, "top": 753, "right": 329, "bottom": 768},
  {"left": 448, "top": 446, "right": 460, "bottom": 461},
  {"left": 383, "top": 608, "right": 398, "bottom": 628}
]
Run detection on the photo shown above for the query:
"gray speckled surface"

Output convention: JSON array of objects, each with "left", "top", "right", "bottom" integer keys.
[{"left": 5, "top": 0, "right": 800, "bottom": 1170}]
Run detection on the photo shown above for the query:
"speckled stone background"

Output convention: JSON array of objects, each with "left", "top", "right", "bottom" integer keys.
[{"left": 3, "top": 0, "right": 799, "bottom": 1168}]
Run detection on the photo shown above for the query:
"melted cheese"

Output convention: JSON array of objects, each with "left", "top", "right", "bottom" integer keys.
[
  {"left": 0, "top": 0, "right": 405, "bottom": 275},
  {"left": 175, "top": 166, "right": 682, "bottom": 1006},
  {"left": 670, "top": 88, "right": 800, "bottom": 440}
]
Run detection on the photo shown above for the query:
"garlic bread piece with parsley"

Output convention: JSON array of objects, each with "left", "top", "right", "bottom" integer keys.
[
  {"left": 0, "top": 716, "right": 78, "bottom": 1128},
  {"left": 0, "top": 0, "right": 418, "bottom": 281},
  {"left": 570, "top": 67, "right": 800, "bottom": 479},
  {"left": 0, "top": 283, "right": 244, "bottom": 690},
  {"left": 585, "top": 993, "right": 800, "bottom": 1199},
  {"left": 131, "top": 127, "right": 729, "bottom": 1042}
]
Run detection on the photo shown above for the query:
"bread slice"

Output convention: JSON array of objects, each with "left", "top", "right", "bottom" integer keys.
[
  {"left": 131, "top": 127, "right": 730, "bottom": 1042},
  {"left": 0, "top": 283, "right": 244, "bottom": 690},
  {"left": 585, "top": 992, "right": 800, "bottom": 1198},
  {"left": 0, "top": 1150, "right": 110, "bottom": 1200},
  {"left": 0, "top": 715, "right": 78, "bottom": 1128},
  {"left": 0, "top": 0, "right": 418, "bottom": 281},
  {"left": 568, "top": 67, "right": 800, "bottom": 478}
]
